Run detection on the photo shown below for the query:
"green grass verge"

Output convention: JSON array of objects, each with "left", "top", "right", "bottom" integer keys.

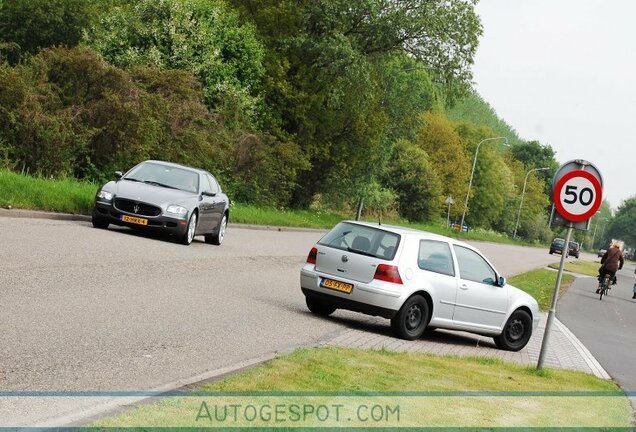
[
  {"left": 548, "top": 260, "right": 601, "bottom": 276},
  {"left": 508, "top": 269, "right": 575, "bottom": 311},
  {"left": 0, "top": 169, "right": 549, "bottom": 245},
  {"left": 0, "top": 169, "right": 97, "bottom": 214},
  {"left": 230, "top": 202, "right": 345, "bottom": 229},
  {"left": 91, "top": 347, "right": 632, "bottom": 428}
]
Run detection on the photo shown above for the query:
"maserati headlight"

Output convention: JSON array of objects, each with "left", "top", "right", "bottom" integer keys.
[
  {"left": 166, "top": 205, "right": 188, "bottom": 217},
  {"left": 96, "top": 190, "right": 113, "bottom": 201}
]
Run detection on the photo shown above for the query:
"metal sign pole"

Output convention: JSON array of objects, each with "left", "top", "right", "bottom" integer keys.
[
  {"left": 445, "top": 196, "right": 453, "bottom": 228},
  {"left": 537, "top": 223, "right": 574, "bottom": 370}
]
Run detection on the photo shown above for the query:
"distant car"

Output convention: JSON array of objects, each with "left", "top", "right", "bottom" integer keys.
[
  {"left": 301, "top": 221, "right": 540, "bottom": 351},
  {"left": 92, "top": 160, "right": 229, "bottom": 245},
  {"left": 549, "top": 238, "right": 567, "bottom": 256},
  {"left": 597, "top": 248, "right": 607, "bottom": 258},
  {"left": 568, "top": 241, "right": 580, "bottom": 259},
  {"left": 450, "top": 221, "right": 470, "bottom": 232}
]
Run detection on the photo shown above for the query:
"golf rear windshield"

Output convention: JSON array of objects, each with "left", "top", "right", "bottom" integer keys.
[{"left": 318, "top": 222, "right": 400, "bottom": 260}]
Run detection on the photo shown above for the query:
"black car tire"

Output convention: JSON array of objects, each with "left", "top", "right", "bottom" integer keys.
[
  {"left": 179, "top": 212, "right": 197, "bottom": 245},
  {"left": 493, "top": 309, "right": 532, "bottom": 351},
  {"left": 306, "top": 296, "right": 336, "bottom": 316},
  {"left": 92, "top": 215, "right": 109, "bottom": 229},
  {"left": 549, "top": 250, "right": 553, "bottom": 254},
  {"left": 391, "top": 295, "right": 429, "bottom": 340},
  {"left": 205, "top": 214, "right": 227, "bottom": 246}
]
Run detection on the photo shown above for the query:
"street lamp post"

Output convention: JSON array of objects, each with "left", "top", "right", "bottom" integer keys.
[
  {"left": 460, "top": 137, "right": 509, "bottom": 231},
  {"left": 512, "top": 167, "right": 550, "bottom": 239},
  {"left": 591, "top": 216, "right": 608, "bottom": 250}
]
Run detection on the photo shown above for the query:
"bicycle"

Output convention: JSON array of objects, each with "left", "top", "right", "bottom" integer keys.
[{"left": 598, "top": 274, "right": 611, "bottom": 300}]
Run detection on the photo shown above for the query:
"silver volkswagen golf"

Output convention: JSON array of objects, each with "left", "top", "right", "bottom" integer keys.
[{"left": 300, "top": 221, "right": 540, "bottom": 351}]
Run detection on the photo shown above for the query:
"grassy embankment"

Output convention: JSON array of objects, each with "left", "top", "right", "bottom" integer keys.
[
  {"left": 91, "top": 347, "right": 632, "bottom": 428},
  {"left": 508, "top": 269, "right": 575, "bottom": 311},
  {"left": 0, "top": 169, "right": 539, "bottom": 244},
  {"left": 548, "top": 259, "right": 601, "bottom": 276}
]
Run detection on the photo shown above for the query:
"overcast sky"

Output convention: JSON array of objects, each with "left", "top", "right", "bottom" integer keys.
[{"left": 472, "top": 0, "right": 636, "bottom": 210}]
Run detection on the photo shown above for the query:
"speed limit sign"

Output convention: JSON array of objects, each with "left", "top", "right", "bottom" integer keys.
[{"left": 553, "top": 169, "right": 602, "bottom": 222}]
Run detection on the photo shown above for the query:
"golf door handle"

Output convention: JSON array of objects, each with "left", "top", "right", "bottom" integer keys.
[{"left": 460, "top": 284, "right": 469, "bottom": 290}]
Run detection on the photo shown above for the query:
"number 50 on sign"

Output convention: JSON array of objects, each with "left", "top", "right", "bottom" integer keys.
[{"left": 554, "top": 169, "right": 603, "bottom": 222}]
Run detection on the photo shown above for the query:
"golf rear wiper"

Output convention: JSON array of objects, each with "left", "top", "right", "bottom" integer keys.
[{"left": 347, "top": 247, "right": 377, "bottom": 258}]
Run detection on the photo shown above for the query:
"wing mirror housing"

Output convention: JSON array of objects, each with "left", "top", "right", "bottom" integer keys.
[
  {"left": 498, "top": 276, "right": 507, "bottom": 287},
  {"left": 114, "top": 171, "right": 123, "bottom": 180}
]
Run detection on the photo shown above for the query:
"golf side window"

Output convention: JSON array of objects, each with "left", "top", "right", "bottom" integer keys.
[
  {"left": 418, "top": 240, "right": 455, "bottom": 277},
  {"left": 453, "top": 245, "right": 497, "bottom": 285}
]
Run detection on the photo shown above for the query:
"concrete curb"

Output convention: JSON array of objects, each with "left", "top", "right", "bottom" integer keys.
[{"left": 0, "top": 208, "right": 90, "bottom": 222}]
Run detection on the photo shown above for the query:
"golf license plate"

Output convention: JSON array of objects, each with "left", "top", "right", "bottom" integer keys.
[
  {"left": 121, "top": 215, "right": 148, "bottom": 226},
  {"left": 321, "top": 278, "right": 353, "bottom": 294}
]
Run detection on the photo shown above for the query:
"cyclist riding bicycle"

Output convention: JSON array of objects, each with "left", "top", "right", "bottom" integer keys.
[{"left": 596, "top": 241, "right": 624, "bottom": 294}]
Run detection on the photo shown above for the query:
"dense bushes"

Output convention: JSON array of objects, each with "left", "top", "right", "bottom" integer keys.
[
  {"left": 0, "top": 0, "right": 564, "bottom": 240},
  {"left": 384, "top": 140, "right": 442, "bottom": 222},
  {"left": 0, "top": 46, "right": 303, "bottom": 205},
  {"left": 87, "top": 0, "right": 265, "bottom": 127}
]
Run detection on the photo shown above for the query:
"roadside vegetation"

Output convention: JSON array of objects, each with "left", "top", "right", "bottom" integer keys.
[
  {"left": 0, "top": 169, "right": 96, "bottom": 214},
  {"left": 508, "top": 269, "right": 575, "bottom": 311},
  {"left": 0, "top": 168, "right": 548, "bottom": 244},
  {"left": 547, "top": 260, "right": 601, "bottom": 277},
  {"left": 92, "top": 347, "right": 632, "bottom": 428},
  {"left": 3, "top": 0, "right": 627, "bottom": 249}
]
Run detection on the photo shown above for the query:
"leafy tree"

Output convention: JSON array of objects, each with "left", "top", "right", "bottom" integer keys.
[
  {"left": 384, "top": 139, "right": 443, "bottom": 221},
  {"left": 226, "top": 0, "right": 482, "bottom": 207},
  {"left": 0, "top": 46, "right": 204, "bottom": 177},
  {"left": 0, "top": 0, "right": 99, "bottom": 64},
  {"left": 455, "top": 123, "right": 514, "bottom": 228},
  {"left": 447, "top": 89, "right": 523, "bottom": 147},
  {"left": 582, "top": 201, "right": 613, "bottom": 250},
  {"left": 87, "top": 0, "right": 265, "bottom": 126},
  {"left": 233, "top": 0, "right": 481, "bottom": 105},
  {"left": 343, "top": 56, "right": 442, "bottom": 216},
  {"left": 507, "top": 156, "right": 550, "bottom": 239},
  {"left": 413, "top": 111, "right": 469, "bottom": 220},
  {"left": 0, "top": 46, "right": 305, "bottom": 205},
  {"left": 605, "top": 198, "right": 636, "bottom": 249},
  {"left": 511, "top": 140, "right": 559, "bottom": 195},
  {"left": 522, "top": 213, "right": 553, "bottom": 243}
]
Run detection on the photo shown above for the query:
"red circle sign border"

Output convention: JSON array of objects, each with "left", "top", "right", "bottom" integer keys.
[{"left": 553, "top": 169, "right": 603, "bottom": 222}]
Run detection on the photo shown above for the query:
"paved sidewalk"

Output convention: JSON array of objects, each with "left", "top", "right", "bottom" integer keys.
[{"left": 324, "top": 312, "right": 610, "bottom": 379}]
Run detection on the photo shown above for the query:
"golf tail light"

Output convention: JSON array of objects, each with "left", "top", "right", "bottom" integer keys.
[
  {"left": 307, "top": 247, "right": 318, "bottom": 265},
  {"left": 374, "top": 264, "right": 403, "bottom": 284}
]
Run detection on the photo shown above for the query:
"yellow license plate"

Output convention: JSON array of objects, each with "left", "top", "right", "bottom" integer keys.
[
  {"left": 321, "top": 278, "right": 353, "bottom": 294},
  {"left": 122, "top": 215, "right": 148, "bottom": 226}
]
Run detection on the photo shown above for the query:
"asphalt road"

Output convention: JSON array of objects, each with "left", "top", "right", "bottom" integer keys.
[
  {"left": 558, "top": 261, "right": 636, "bottom": 404},
  {"left": 0, "top": 216, "right": 567, "bottom": 425}
]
